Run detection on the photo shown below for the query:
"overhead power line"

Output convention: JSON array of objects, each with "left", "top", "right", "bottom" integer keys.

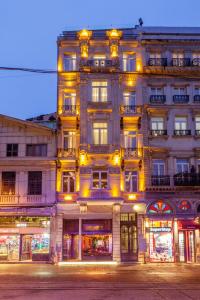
[{"left": 0, "top": 66, "right": 200, "bottom": 80}]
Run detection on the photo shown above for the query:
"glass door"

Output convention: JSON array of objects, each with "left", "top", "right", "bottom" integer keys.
[
  {"left": 21, "top": 235, "right": 32, "bottom": 261},
  {"left": 187, "top": 231, "right": 195, "bottom": 263},
  {"left": 178, "top": 231, "right": 185, "bottom": 262}
]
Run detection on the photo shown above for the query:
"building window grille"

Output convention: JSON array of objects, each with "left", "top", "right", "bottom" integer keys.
[
  {"left": 1, "top": 172, "right": 16, "bottom": 195},
  {"left": 28, "top": 171, "right": 42, "bottom": 195}
]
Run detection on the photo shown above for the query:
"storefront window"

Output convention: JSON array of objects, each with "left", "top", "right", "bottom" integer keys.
[
  {"left": 0, "top": 235, "right": 20, "bottom": 261},
  {"left": 31, "top": 234, "right": 49, "bottom": 254}
]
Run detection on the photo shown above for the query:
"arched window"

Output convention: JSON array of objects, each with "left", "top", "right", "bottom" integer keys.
[{"left": 147, "top": 200, "right": 173, "bottom": 214}]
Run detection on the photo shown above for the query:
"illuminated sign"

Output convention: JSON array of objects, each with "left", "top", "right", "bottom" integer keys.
[{"left": 149, "top": 227, "right": 171, "bottom": 233}]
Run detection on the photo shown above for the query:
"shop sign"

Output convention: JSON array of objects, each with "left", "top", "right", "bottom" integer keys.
[
  {"left": 178, "top": 220, "right": 200, "bottom": 230},
  {"left": 149, "top": 227, "right": 171, "bottom": 233}
]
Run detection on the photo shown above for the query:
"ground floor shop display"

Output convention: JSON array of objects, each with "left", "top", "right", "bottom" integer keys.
[
  {"left": 0, "top": 217, "right": 50, "bottom": 261},
  {"left": 147, "top": 220, "right": 174, "bottom": 262},
  {"left": 63, "top": 219, "right": 112, "bottom": 260}
]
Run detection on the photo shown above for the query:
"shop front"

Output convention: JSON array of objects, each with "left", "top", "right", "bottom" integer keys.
[
  {"left": 0, "top": 217, "right": 50, "bottom": 262},
  {"left": 178, "top": 219, "right": 200, "bottom": 263},
  {"left": 62, "top": 219, "right": 112, "bottom": 261}
]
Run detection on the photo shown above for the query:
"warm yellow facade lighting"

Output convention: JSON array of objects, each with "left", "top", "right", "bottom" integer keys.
[
  {"left": 80, "top": 204, "right": 87, "bottom": 213},
  {"left": 81, "top": 44, "right": 89, "bottom": 58},
  {"left": 136, "top": 61, "right": 142, "bottom": 72},
  {"left": 79, "top": 150, "right": 87, "bottom": 166},
  {"left": 110, "top": 44, "right": 118, "bottom": 58},
  {"left": 113, "top": 151, "right": 120, "bottom": 166},
  {"left": 128, "top": 194, "right": 137, "bottom": 200},
  {"left": 77, "top": 29, "right": 92, "bottom": 40},
  {"left": 106, "top": 29, "right": 122, "bottom": 39},
  {"left": 64, "top": 195, "right": 72, "bottom": 201}
]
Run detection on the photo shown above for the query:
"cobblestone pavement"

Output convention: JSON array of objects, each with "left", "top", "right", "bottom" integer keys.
[{"left": 0, "top": 263, "right": 200, "bottom": 299}]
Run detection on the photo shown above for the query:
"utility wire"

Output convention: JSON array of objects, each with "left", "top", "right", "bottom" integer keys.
[{"left": 0, "top": 66, "right": 200, "bottom": 80}]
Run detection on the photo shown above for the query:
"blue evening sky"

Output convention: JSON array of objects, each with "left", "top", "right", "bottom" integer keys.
[{"left": 0, "top": 0, "right": 200, "bottom": 119}]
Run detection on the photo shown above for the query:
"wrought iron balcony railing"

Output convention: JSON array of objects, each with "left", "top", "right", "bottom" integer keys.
[
  {"left": 174, "top": 129, "right": 191, "bottom": 136},
  {"left": 173, "top": 95, "right": 189, "bottom": 104},
  {"left": 59, "top": 105, "right": 79, "bottom": 115},
  {"left": 149, "top": 95, "right": 166, "bottom": 104},
  {"left": 150, "top": 130, "right": 167, "bottom": 137},
  {"left": 120, "top": 105, "right": 142, "bottom": 114},
  {"left": 151, "top": 175, "right": 170, "bottom": 186},
  {"left": 174, "top": 173, "right": 200, "bottom": 186},
  {"left": 148, "top": 58, "right": 168, "bottom": 67},
  {"left": 122, "top": 147, "right": 141, "bottom": 158},
  {"left": 192, "top": 58, "right": 200, "bottom": 66},
  {"left": 171, "top": 58, "right": 190, "bottom": 67},
  {"left": 80, "top": 59, "right": 119, "bottom": 69},
  {"left": 194, "top": 95, "right": 200, "bottom": 103}
]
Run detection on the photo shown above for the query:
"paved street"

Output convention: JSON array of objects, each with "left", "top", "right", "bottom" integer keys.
[{"left": 0, "top": 264, "right": 199, "bottom": 299}]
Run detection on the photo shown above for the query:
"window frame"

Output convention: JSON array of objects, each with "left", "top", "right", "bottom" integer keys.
[
  {"left": 26, "top": 144, "right": 47, "bottom": 157},
  {"left": 92, "top": 122, "right": 108, "bottom": 145},
  {"left": 124, "top": 170, "right": 138, "bottom": 192},
  {"left": 92, "top": 170, "right": 108, "bottom": 189},
  {"left": 91, "top": 81, "right": 108, "bottom": 102},
  {"left": 27, "top": 171, "right": 42, "bottom": 195},
  {"left": 63, "top": 53, "right": 76, "bottom": 71},
  {"left": 62, "top": 171, "right": 76, "bottom": 193},
  {"left": 6, "top": 144, "right": 18, "bottom": 157},
  {"left": 1, "top": 171, "right": 16, "bottom": 195}
]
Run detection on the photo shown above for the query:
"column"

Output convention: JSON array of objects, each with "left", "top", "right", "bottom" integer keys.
[
  {"left": 78, "top": 218, "right": 82, "bottom": 260},
  {"left": 173, "top": 218, "right": 179, "bottom": 262},
  {"left": 55, "top": 214, "right": 63, "bottom": 263},
  {"left": 112, "top": 209, "right": 121, "bottom": 262}
]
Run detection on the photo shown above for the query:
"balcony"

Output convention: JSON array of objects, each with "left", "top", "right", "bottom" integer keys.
[
  {"left": 192, "top": 58, "right": 200, "bottom": 66},
  {"left": 120, "top": 105, "right": 142, "bottom": 115},
  {"left": 0, "top": 195, "right": 48, "bottom": 205},
  {"left": 194, "top": 95, "right": 200, "bottom": 103},
  {"left": 80, "top": 59, "right": 119, "bottom": 71},
  {"left": 58, "top": 148, "right": 76, "bottom": 159},
  {"left": 151, "top": 175, "right": 170, "bottom": 186},
  {"left": 171, "top": 58, "right": 190, "bottom": 67},
  {"left": 148, "top": 58, "right": 167, "bottom": 67},
  {"left": 174, "top": 173, "right": 200, "bottom": 186},
  {"left": 173, "top": 95, "right": 189, "bottom": 104},
  {"left": 59, "top": 105, "right": 79, "bottom": 116},
  {"left": 149, "top": 95, "right": 166, "bottom": 104},
  {"left": 150, "top": 130, "right": 167, "bottom": 137},
  {"left": 174, "top": 130, "right": 191, "bottom": 136},
  {"left": 122, "top": 148, "right": 142, "bottom": 159}
]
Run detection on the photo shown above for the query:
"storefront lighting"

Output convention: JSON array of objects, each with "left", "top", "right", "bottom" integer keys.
[
  {"left": 128, "top": 194, "right": 136, "bottom": 200},
  {"left": 58, "top": 261, "right": 118, "bottom": 266},
  {"left": 16, "top": 223, "right": 27, "bottom": 228},
  {"left": 80, "top": 204, "right": 87, "bottom": 213},
  {"left": 64, "top": 195, "right": 72, "bottom": 201},
  {"left": 113, "top": 203, "right": 121, "bottom": 212}
]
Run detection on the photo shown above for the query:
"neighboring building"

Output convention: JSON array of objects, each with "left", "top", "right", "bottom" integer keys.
[
  {"left": 55, "top": 26, "right": 200, "bottom": 264},
  {"left": 0, "top": 114, "right": 56, "bottom": 262},
  {"left": 27, "top": 113, "right": 57, "bottom": 129}
]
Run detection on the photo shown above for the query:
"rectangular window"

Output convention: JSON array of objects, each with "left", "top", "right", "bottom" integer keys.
[
  {"left": 151, "top": 117, "right": 164, "bottom": 130},
  {"left": 124, "top": 131, "right": 136, "bottom": 148},
  {"left": 92, "top": 81, "right": 107, "bottom": 102},
  {"left": 93, "top": 55, "right": 106, "bottom": 66},
  {"left": 125, "top": 171, "right": 138, "bottom": 192},
  {"left": 26, "top": 144, "right": 47, "bottom": 157},
  {"left": 123, "top": 91, "right": 136, "bottom": 106},
  {"left": 6, "top": 144, "right": 18, "bottom": 157},
  {"left": 93, "top": 123, "right": 108, "bottom": 145},
  {"left": 63, "top": 54, "right": 76, "bottom": 71},
  {"left": 152, "top": 159, "right": 165, "bottom": 176},
  {"left": 92, "top": 171, "right": 108, "bottom": 189},
  {"left": 28, "top": 171, "right": 42, "bottom": 195},
  {"left": 149, "top": 53, "right": 161, "bottom": 59},
  {"left": 64, "top": 93, "right": 76, "bottom": 106},
  {"left": 192, "top": 53, "right": 200, "bottom": 66},
  {"left": 175, "top": 117, "right": 187, "bottom": 130},
  {"left": 62, "top": 171, "right": 75, "bottom": 193},
  {"left": 176, "top": 159, "right": 189, "bottom": 173},
  {"left": 63, "top": 131, "right": 76, "bottom": 149},
  {"left": 195, "top": 87, "right": 200, "bottom": 95},
  {"left": 150, "top": 87, "right": 163, "bottom": 95},
  {"left": 195, "top": 116, "right": 200, "bottom": 130},
  {"left": 122, "top": 53, "right": 136, "bottom": 71},
  {"left": 173, "top": 87, "right": 186, "bottom": 95},
  {"left": 1, "top": 172, "right": 16, "bottom": 195}
]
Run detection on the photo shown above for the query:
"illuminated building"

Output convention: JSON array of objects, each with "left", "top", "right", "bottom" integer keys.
[
  {"left": 55, "top": 25, "right": 200, "bottom": 264},
  {"left": 0, "top": 114, "right": 56, "bottom": 262}
]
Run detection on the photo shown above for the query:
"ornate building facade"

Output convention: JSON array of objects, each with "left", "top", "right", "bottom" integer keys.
[{"left": 55, "top": 26, "right": 200, "bottom": 264}]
